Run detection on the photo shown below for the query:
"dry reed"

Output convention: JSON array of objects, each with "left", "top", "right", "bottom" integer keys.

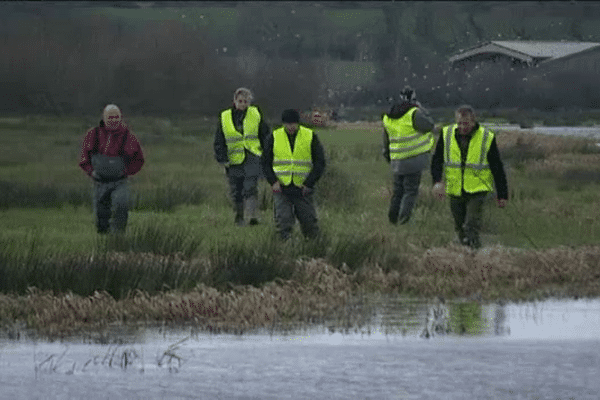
[{"left": 3, "top": 246, "right": 600, "bottom": 337}]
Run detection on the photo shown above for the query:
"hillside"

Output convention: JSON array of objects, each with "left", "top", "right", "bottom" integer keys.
[{"left": 2, "top": 1, "right": 600, "bottom": 114}]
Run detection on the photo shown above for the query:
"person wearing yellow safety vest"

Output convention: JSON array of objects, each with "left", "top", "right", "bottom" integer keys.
[
  {"left": 214, "top": 88, "right": 271, "bottom": 226},
  {"left": 431, "top": 105, "right": 508, "bottom": 249},
  {"left": 382, "top": 86, "right": 435, "bottom": 225},
  {"left": 261, "top": 109, "right": 326, "bottom": 240}
]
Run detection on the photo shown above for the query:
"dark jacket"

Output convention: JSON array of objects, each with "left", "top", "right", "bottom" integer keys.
[
  {"left": 214, "top": 105, "right": 270, "bottom": 164},
  {"left": 430, "top": 123, "right": 508, "bottom": 200},
  {"left": 261, "top": 126, "right": 326, "bottom": 191},
  {"left": 79, "top": 120, "right": 144, "bottom": 177}
]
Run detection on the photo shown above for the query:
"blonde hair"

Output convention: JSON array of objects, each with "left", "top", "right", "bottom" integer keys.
[{"left": 233, "top": 87, "right": 253, "bottom": 102}]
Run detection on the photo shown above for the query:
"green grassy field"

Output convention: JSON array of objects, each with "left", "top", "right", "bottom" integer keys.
[
  {"left": 3, "top": 115, "right": 600, "bottom": 260},
  {"left": 2, "top": 115, "right": 600, "bottom": 334}
]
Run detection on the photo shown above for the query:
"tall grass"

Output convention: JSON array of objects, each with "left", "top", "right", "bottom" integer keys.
[
  {"left": 206, "top": 235, "right": 292, "bottom": 289},
  {"left": 0, "top": 221, "right": 207, "bottom": 298},
  {"left": 130, "top": 181, "right": 206, "bottom": 212},
  {"left": 0, "top": 212, "right": 423, "bottom": 298},
  {"left": 3, "top": 116, "right": 600, "bottom": 306},
  {"left": 0, "top": 180, "right": 206, "bottom": 212},
  {"left": 0, "top": 181, "right": 90, "bottom": 209},
  {"left": 98, "top": 218, "right": 204, "bottom": 257},
  {"left": 315, "top": 165, "right": 360, "bottom": 211},
  {"left": 0, "top": 249, "right": 207, "bottom": 300}
]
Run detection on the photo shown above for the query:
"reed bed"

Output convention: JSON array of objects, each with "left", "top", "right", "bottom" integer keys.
[
  {"left": 2, "top": 245, "right": 600, "bottom": 336},
  {"left": 0, "top": 258, "right": 352, "bottom": 336},
  {"left": 412, "top": 245, "right": 600, "bottom": 299}
]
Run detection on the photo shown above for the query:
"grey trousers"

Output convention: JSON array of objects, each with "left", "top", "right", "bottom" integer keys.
[
  {"left": 93, "top": 178, "right": 129, "bottom": 233},
  {"left": 389, "top": 171, "right": 422, "bottom": 224},
  {"left": 273, "top": 190, "right": 319, "bottom": 240},
  {"left": 226, "top": 153, "right": 260, "bottom": 221},
  {"left": 449, "top": 192, "right": 487, "bottom": 249}
]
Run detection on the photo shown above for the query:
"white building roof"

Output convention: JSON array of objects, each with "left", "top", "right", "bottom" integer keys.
[{"left": 449, "top": 41, "right": 600, "bottom": 65}]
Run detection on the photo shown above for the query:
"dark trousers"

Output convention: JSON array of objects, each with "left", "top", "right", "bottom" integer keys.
[
  {"left": 226, "top": 170, "right": 258, "bottom": 204},
  {"left": 388, "top": 171, "right": 422, "bottom": 224},
  {"left": 93, "top": 179, "right": 129, "bottom": 233},
  {"left": 449, "top": 192, "right": 487, "bottom": 249},
  {"left": 226, "top": 153, "right": 261, "bottom": 222},
  {"left": 273, "top": 189, "right": 319, "bottom": 240}
]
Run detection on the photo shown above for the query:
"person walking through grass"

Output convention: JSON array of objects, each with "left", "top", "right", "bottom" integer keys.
[
  {"left": 79, "top": 104, "right": 145, "bottom": 234},
  {"left": 431, "top": 105, "right": 508, "bottom": 249},
  {"left": 261, "top": 109, "right": 326, "bottom": 240},
  {"left": 382, "top": 86, "right": 435, "bottom": 225},
  {"left": 214, "top": 87, "right": 271, "bottom": 226}
]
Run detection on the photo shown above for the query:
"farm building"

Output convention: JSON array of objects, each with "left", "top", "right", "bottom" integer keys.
[
  {"left": 446, "top": 41, "right": 600, "bottom": 108},
  {"left": 449, "top": 41, "right": 600, "bottom": 70}
]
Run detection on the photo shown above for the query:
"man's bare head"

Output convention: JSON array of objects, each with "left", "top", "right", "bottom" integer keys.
[
  {"left": 103, "top": 104, "right": 122, "bottom": 130},
  {"left": 455, "top": 105, "right": 476, "bottom": 135},
  {"left": 233, "top": 88, "right": 253, "bottom": 111}
]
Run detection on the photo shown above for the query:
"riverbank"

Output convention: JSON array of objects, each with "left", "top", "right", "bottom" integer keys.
[{"left": 2, "top": 244, "right": 600, "bottom": 337}]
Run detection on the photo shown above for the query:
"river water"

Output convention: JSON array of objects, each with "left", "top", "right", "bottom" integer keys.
[
  {"left": 1, "top": 297, "right": 599, "bottom": 400},
  {"left": 484, "top": 123, "right": 600, "bottom": 139}
]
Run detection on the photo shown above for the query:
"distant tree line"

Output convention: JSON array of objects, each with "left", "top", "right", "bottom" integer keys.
[{"left": 2, "top": 2, "right": 600, "bottom": 116}]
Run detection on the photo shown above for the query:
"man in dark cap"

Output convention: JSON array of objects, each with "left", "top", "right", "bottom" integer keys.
[{"left": 261, "top": 109, "right": 326, "bottom": 240}]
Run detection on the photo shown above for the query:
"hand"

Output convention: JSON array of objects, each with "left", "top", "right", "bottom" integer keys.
[
  {"left": 272, "top": 182, "right": 282, "bottom": 193},
  {"left": 301, "top": 185, "right": 312, "bottom": 197},
  {"left": 497, "top": 199, "right": 508, "bottom": 208},
  {"left": 432, "top": 182, "right": 445, "bottom": 200}
]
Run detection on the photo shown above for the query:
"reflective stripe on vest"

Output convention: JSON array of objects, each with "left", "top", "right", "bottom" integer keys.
[
  {"left": 221, "top": 106, "right": 262, "bottom": 165},
  {"left": 272, "top": 126, "right": 313, "bottom": 186},
  {"left": 383, "top": 107, "right": 434, "bottom": 160},
  {"left": 443, "top": 125, "right": 494, "bottom": 196}
]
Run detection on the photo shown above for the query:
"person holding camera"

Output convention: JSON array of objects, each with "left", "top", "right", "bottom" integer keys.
[{"left": 382, "top": 87, "right": 435, "bottom": 225}]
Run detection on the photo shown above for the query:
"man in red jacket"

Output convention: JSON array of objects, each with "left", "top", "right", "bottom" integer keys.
[{"left": 79, "top": 104, "right": 144, "bottom": 234}]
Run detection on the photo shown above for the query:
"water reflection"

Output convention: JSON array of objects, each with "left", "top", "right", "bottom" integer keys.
[
  {"left": 371, "top": 296, "right": 600, "bottom": 340},
  {"left": 2, "top": 297, "right": 599, "bottom": 400},
  {"left": 1, "top": 297, "right": 599, "bottom": 343},
  {"left": 345, "top": 295, "right": 497, "bottom": 339}
]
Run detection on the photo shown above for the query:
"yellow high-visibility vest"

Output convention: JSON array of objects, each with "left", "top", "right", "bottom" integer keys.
[
  {"left": 383, "top": 107, "right": 433, "bottom": 160},
  {"left": 272, "top": 126, "right": 313, "bottom": 186},
  {"left": 220, "top": 106, "right": 262, "bottom": 165},
  {"left": 443, "top": 124, "right": 494, "bottom": 196}
]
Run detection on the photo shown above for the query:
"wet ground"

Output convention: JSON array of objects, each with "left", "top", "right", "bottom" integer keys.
[
  {"left": 1, "top": 297, "right": 599, "bottom": 399},
  {"left": 484, "top": 123, "right": 600, "bottom": 139}
]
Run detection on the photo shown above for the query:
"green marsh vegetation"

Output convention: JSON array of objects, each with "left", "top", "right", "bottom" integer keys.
[{"left": 2, "top": 115, "right": 600, "bottom": 335}]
